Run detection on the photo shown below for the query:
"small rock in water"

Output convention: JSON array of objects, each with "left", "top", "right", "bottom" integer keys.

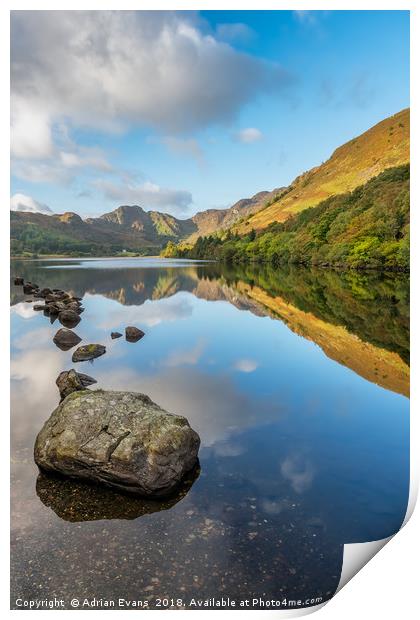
[
  {"left": 59, "top": 309, "right": 81, "bottom": 328},
  {"left": 14, "top": 277, "right": 24, "bottom": 285},
  {"left": 72, "top": 344, "right": 106, "bottom": 362},
  {"left": 125, "top": 326, "right": 145, "bottom": 342},
  {"left": 47, "top": 302, "right": 63, "bottom": 315},
  {"left": 111, "top": 332, "right": 123, "bottom": 339},
  {"left": 77, "top": 372, "right": 98, "bottom": 388},
  {"left": 23, "top": 283, "right": 37, "bottom": 295},
  {"left": 39, "top": 287, "right": 53, "bottom": 298},
  {"left": 56, "top": 369, "right": 97, "bottom": 400},
  {"left": 53, "top": 328, "right": 82, "bottom": 351},
  {"left": 33, "top": 304, "right": 48, "bottom": 311},
  {"left": 65, "top": 301, "right": 83, "bottom": 314},
  {"left": 34, "top": 390, "right": 201, "bottom": 496}
]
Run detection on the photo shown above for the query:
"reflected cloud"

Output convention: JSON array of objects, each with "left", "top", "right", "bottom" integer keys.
[
  {"left": 164, "top": 339, "right": 206, "bottom": 367},
  {"left": 212, "top": 440, "right": 246, "bottom": 458},
  {"left": 11, "top": 302, "right": 37, "bottom": 319},
  {"left": 233, "top": 358, "right": 258, "bottom": 373},
  {"left": 14, "top": 326, "right": 52, "bottom": 350},
  {"left": 95, "top": 295, "right": 194, "bottom": 329},
  {"left": 261, "top": 498, "right": 295, "bottom": 515},
  {"left": 280, "top": 455, "right": 315, "bottom": 494}
]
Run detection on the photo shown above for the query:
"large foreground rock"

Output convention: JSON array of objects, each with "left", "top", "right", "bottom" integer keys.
[{"left": 34, "top": 390, "right": 201, "bottom": 496}]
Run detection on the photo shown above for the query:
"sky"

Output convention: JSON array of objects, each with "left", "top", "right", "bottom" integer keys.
[{"left": 10, "top": 10, "right": 410, "bottom": 219}]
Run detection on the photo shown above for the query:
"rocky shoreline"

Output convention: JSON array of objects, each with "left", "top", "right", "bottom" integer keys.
[{"left": 13, "top": 275, "right": 201, "bottom": 499}]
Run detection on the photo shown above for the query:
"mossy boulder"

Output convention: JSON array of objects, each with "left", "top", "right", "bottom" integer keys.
[
  {"left": 72, "top": 344, "right": 106, "bottom": 362},
  {"left": 34, "top": 390, "right": 201, "bottom": 496}
]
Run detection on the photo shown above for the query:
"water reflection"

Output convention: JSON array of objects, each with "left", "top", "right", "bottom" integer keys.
[
  {"left": 11, "top": 258, "right": 409, "bottom": 395},
  {"left": 10, "top": 258, "right": 409, "bottom": 609},
  {"left": 36, "top": 467, "right": 200, "bottom": 522}
]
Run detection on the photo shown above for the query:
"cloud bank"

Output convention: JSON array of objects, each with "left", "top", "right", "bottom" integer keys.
[
  {"left": 11, "top": 11, "right": 290, "bottom": 152},
  {"left": 10, "top": 193, "right": 53, "bottom": 215},
  {"left": 95, "top": 179, "right": 193, "bottom": 214}
]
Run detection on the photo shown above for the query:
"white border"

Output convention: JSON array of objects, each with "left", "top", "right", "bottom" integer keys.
[{"left": 1, "top": 2, "right": 417, "bottom": 618}]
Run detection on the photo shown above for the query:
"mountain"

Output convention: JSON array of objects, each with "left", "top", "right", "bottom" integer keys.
[
  {"left": 11, "top": 191, "right": 281, "bottom": 257},
  {"left": 189, "top": 189, "right": 284, "bottom": 242},
  {"left": 176, "top": 164, "right": 410, "bottom": 271},
  {"left": 236, "top": 108, "right": 409, "bottom": 233},
  {"left": 10, "top": 108, "right": 409, "bottom": 258}
]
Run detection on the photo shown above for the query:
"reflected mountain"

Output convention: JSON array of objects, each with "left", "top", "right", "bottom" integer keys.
[
  {"left": 11, "top": 259, "right": 409, "bottom": 396},
  {"left": 36, "top": 465, "right": 200, "bottom": 522}
]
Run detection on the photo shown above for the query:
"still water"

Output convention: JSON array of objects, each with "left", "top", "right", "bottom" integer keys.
[{"left": 10, "top": 258, "right": 409, "bottom": 609}]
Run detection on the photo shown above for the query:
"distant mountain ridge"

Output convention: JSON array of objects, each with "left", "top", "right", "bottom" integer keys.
[
  {"left": 11, "top": 108, "right": 409, "bottom": 257},
  {"left": 11, "top": 188, "right": 283, "bottom": 256}
]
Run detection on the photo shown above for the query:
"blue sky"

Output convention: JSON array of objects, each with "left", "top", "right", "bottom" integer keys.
[{"left": 10, "top": 10, "right": 409, "bottom": 219}]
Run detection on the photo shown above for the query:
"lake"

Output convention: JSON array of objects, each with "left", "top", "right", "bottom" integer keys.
[{"left": 10, "top": 258, "right": 409, "bottom": 610}]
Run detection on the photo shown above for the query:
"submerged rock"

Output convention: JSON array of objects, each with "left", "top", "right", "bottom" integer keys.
[
  {"left": 34, "top": 390, "right": 201, "bottom": 496},
  {"left": 14, "top": 277, "right": 24, "bottom": 285},
  {"left": 53, "top": 328, "right": 82, "bottom": 351},
  {"left": 36, "top": 465, "right": 200, "bottom": 522},
  {"left": 56, "top": 369, "right": 97, "bottom": 400},
  {"left": 111, "top": 332, "right": 123, "bottom": 339},
  {"left": 72, "top": 344, "right": 106, "bottom": 362},
  {"left": 125, "top": 326, "right": 145, "bottom": 342}
]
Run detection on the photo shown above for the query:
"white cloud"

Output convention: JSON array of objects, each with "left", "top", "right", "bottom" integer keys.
[
  {"left": 10, "top": 193, "right": 53, "bottom": 215},
  {"left": 12, "top": 160, "right": 73, "bottom": 185},
  {"left": 95, "top": 179, "right": 193, "bottom": 215},
  {"left": 234, "top": 127, "right": 263, "bottom": 143},
  {"left": 216, "top": 22, "right": 255, "bottom": 44},
  {"left": 233, "top": 358, "right": 258, "bottom": 373},
  {"left": 157, "top": 136, "right": 204, "bottom": 164},
  {"left": 59, "top": 148, "right": 113, "bottom": 172},
  {"left": 11, "top": 100, "right": 54, "bottom": 159},
  {"left": 11, "top": 11, "right": 290, "bottom": 144}
]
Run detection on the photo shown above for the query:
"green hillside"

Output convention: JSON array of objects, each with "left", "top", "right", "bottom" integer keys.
[
  {"left": 237, "top": 108, "right": 409, "bottom": 233},
  {"left": 164, "top": 165, "right": 409, "bottom": 271}
]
